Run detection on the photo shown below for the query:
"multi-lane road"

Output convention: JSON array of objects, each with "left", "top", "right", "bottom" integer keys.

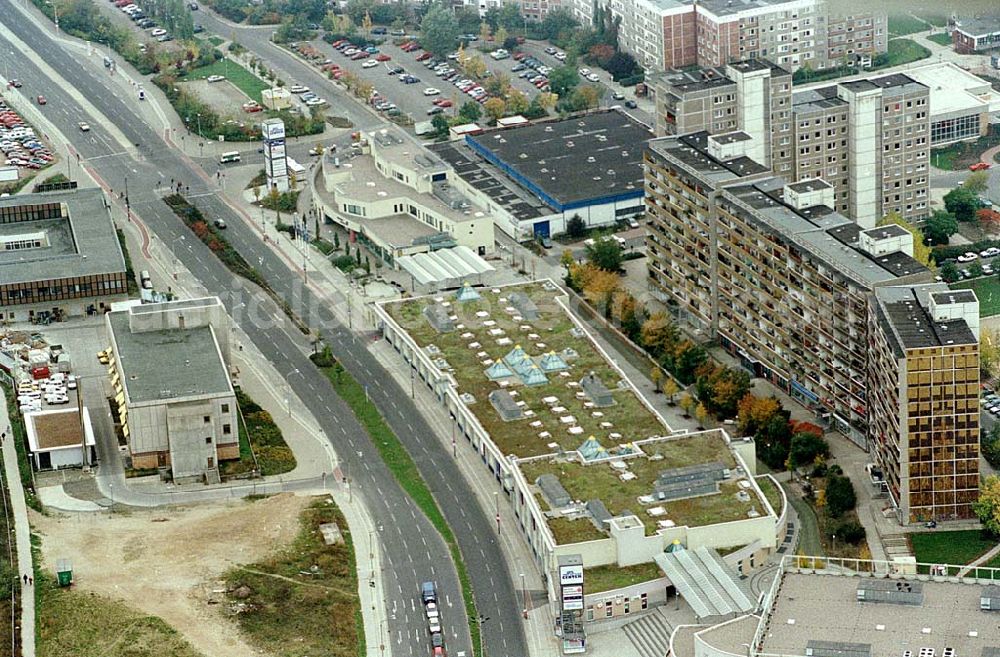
[{"left": 0, "top": 3, "right": 528, "bottom": 656}]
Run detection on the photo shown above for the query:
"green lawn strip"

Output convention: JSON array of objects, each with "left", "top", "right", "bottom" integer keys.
[
  {"left": 786, "top": 489, "right": 823, "bottom": 556},
  {"left": 208, "top": 36, "right": 225, "bottom": 47},
  {"left": 185, "top": 58, "right": 268, "bottom": 103},
  {"left": 314, "top": 363, "right": 481, "bottom": 653},
  {"left": 33, "top": 534, "right": 204, "bottom": 657},
  {"left": 910, "top": 530, "right": 997, "bottom": 574},
  {"left": 224, "top": 498, "right": 361, "bottom": 657},
  {"left": 0, "top": 383, "right": 41, "bottom": 512},
  {"left": 221, "top": 389, "right": 295, "bottom": 478},
  {"left": 884, "top": 38, "right": 931, "bottom": 67},
  {"left": 584, "top": 562, "right": 663, "bottom": 595},
  {"left": 888, "top": 14, "right": 928, "bottom": 37},
  {"left": 927, "top": 33, "right": 953, "bottom": 46},
  {"left": 931, "top": 127, "right": 1000, "bottom": 170},
  {"left": 755, "top": 475, "right": 784, "bottom": 517},
  {"left": 952, "top": 278, "right": 1000, "bottom": 316},
  {"left": 115, "top": 228, "right": 141, "bottom": 296}
]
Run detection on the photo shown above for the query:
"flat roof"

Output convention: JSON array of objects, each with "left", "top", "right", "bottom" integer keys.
[
  {"left": 108, "top": 310, "right": 233, "bottom": 404},
  {"left": 862, "top": 224, "right": 909, "bottom": 239},
  {"left": 0, "top": 188, "right": 126, "bottom": 286},
  {"left": 25, "top": 408, "right": 96, "bottom": 452},
  {"left": 646, "top": 132, "right": 770, "bottom": 185},
  {"left": 365, "top": 214, "right": 440, "bottom": 249},
  {"left": 903, "top": 62, "right": 996, "bottom": 118},
  {"left": 787, "top": 178, "right": 833, "bottom": 193},
  {"left": 760, "top": 571, "right": 1000, "bottom": 655},
  {"left": 464, "top": 109, "right": 650, "bottom": 210},
  {"left": 875, "top": 284, "right": 978, "bottom": 352},
  {"left": 955, "top": 15, "right": 1000, "bottom": 38}
]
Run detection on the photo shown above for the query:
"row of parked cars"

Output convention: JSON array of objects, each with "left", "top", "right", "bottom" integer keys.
[
  {"left": 982, "top": 389, "right": 1000, "bottom": 419},
  {"left": 110, "top": 0, "right": 184, "bottom": 42},
  {"left": 16, "top": 373, "right": 77, "bottom": 414},
  {"left": 0, "top": 100, "right": 54, "bottom": 171}
]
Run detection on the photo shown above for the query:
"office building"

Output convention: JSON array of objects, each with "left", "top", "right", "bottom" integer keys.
[
  {"left": 576, "top": 0, "right": 884, "bottom": 72},
  {"left": 431, "top": 109, "right": 649, "bottom": 240},
  {"left": 868, "top": 285, "right": 980, "bottom": 523},
  {"left": 312, "top": 129, "right": 495, "bottom": 267},
  {"left": 654, "top": 66, "right": 931, "bottom": 226},
  {"left": 106, "top": 297, "right": 237, "bottom": 483},
  {"left": 952, "top": 15, "right": 1000, "bottom": 54},
  {"left": 0, "top": 188, "right": 128, "bottom": 323},
  {"left": 644, "top": 132, "right": 932, "bottom": 445}
]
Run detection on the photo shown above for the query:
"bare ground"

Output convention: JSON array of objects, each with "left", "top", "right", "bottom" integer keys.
[{"left": 31, "top": 493, "right": 317, "bottom": 657}]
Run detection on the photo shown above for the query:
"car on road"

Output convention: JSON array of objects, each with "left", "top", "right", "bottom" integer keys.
[
  {"left": 192, "top": 24, "right": 204, "bottom": 33},
  {"left": 8, "top": 79, "right": 21, "bottom": 88},
  {"left": 401, "top": 75, "right": 420, "bottom": 84},
  {"left": 578, "top": 67, "right": 590, "bottom": 76},
  {"left": 362, "top": 59, "right": 379, "bottom": 68},
  {"left": 970, "top": 162, "right": 991, "bottom": 171},
  {"left": 612, "top": 91, "right": 625, "bottom": 100},
  {"left": 309, "top": 146, "right": 324, "bottom": 156},
  {"left": 156, "top": 34, "right": 174, "bottom": 42},
  {"left": 957, "top": 252, "right": 979, "bottom": 262},
  {"left": 188, "top": 1, "right": 198, "bottom": 8},
  {"left": 351, "top": 51, "right": 367, "bottom": 60},
  {"left": 305, "top": 97, "right": 327, "bottom": 106},
  {"left": 206, "top": 74, "right": 225, "bottom": 83},
  {"left": 423, "top": 87, "right": 441, "bottom": 96},
  {"left": 624, "top": 100, "right": 637, "bottom": 108},
  {"left": 434, "top": 99, "right": 453, "bottom": 108},
  {"left": 427, "top": 106, "right": 444, "bottom": 115},
  {"left": 36, "top": 95, "right": 46, "bottom": 105},
  {"left": 242, "top": 101, "right": 262, "bottom": 113},
  {"left": 78, "top": 122, "right": 90, "bottom": 131},
  {"left": 213, "top": 218, "right": 226, "bottom": 229}
]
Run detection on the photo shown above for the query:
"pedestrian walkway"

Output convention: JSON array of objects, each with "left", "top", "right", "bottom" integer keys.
[
  {"left": 0, "top": 391, "right": 35, "bottom": 657},
  {"left": 958, "top": 541, "right": 1000, "bottom": 577},
  {"left": 622, "top": 608, "right": 674, "bottom": 657}
]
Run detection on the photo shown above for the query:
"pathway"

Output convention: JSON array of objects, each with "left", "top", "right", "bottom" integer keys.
[
  {"left": 958, "top": 541, "right": 1000, "bottom": 577},
  {"left": 0, "top": 391, "right": 35, "bottom": 657}
]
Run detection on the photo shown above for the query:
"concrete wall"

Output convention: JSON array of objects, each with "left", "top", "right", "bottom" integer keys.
[
  {"left": 166, "top": 399, "right": 224, "bottom": 479},
  {"left": 839, "top": 84, "right": 882, "bottom": 228}
]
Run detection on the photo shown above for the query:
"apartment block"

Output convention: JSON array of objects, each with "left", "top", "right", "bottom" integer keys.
[
  {"left": 868, "top": 285, "right": 980, "bottom": 523},
  {"left": 587, "top": 0, "right": 884, "bottom": 72},
  {"left": 645, "top": 132, "right": 932, "bottom": 445},
  {"left": 654, "top": 67, "right": 930, "bottom": 226}
]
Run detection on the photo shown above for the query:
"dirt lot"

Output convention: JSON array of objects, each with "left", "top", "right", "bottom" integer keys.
[
  {"left": 181, "top": 78, "right": 248, "bottom": 116},
  {"left": 32, "top": 493, "right": 316, "bottom": 657}
]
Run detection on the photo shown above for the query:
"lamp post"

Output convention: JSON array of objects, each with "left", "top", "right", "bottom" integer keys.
[
  {"left": 477, "top": 614, "right": 490, "bottom": 657},
  {"left": 45, "top": 1, "right": 59, "bottom": 32},
  {"left": 494, "top": 491, "right": 500, "bottom": 536},
  {"left": 284, "top": 368, "right": 299, "bottom": 415},
  {"left": 520, "top": 573, "right": 528, "bottom": 619}
]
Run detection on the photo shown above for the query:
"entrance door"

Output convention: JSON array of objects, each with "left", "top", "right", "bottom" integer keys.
[
  {"left": 207, "top": 457, "right": 214, "bottom": 469},
  {"left": 533, "top": 221, "right": 550, "bottom": 238},
  {"left": 157, "top": 452, "right": 167, "bottom": 467}
]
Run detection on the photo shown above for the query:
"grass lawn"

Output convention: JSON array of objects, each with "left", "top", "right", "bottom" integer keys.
[
  {"left": 312, "top": 358, "right": 480, "bottom": 652},
  {"left": 787, "top": 492, "right": 823, "bottom": 556},
  {"left": 883, "top": 38, "right": 931, "bottom": 68},
  {"left": 756, "top": 474, "right": 784, "bottom": 517},
  {"left": 35, "top": 548, "right": 202, "bottom": 657},
  {"left": 927, "top": 33, "right": 953, "bottom": 47},
  {"left": 208, "top": 36, "right": 225, "bottom": 47},
  {"left": 186, "top": 58, "right": 268, "bottom": 103},
  {"left": 889, "top": 14, "right": 929, "bottom": 37},
  {"left": 910, "top": 530, "right": 997, "bottom": 570},
  {"left": 952, "top": 277, "right": 1000, "bottom": 316},
  {"left": 585, "top": 562, "right": 664, "bottom": 595},
  {"left": 931, "top": 127, "right": 1000, "bottom": 171},
  {"left": 224, "top": 498, "right": 363, "bottom": 657}
]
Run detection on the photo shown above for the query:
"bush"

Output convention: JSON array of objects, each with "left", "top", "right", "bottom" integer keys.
[
  {"left": 617, "top": 73, "right": 644, "bottom": 87},
  {"left": 825, "top": 473, "right": 857, "bottom": 519},
  {"left": 830, "top": 519, "right": 866, "bottom": 545}
]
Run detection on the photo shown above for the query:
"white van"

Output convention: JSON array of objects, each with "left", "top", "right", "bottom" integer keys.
[{"left": 219, "top": 151, "right": 241, "bottom": 164}]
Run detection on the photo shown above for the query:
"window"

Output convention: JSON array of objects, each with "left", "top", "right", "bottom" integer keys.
[
  {"left": 205, "top": 436, "right": 212, "bottom": 444},
  {"left": 223, "top": 424, "right": 232, "bottom": 435},
  {"left": 624, "top": 597, "right": 630, "bottom": 614},
  {"left": 641, "top": 593, "right": 648, "bottom": 610},
  {"left": 221, "top": 403, "right": 230, "bottom": 414},
  {"left": 203, "top": 416, "right": 210, "bottom": 424},
  {"left": 605, "top": 604, "right": 613, "bottom": 618}
]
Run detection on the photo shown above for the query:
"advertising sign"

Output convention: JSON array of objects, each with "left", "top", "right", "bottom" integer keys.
[
  {"left": 262, "top": 119, "right": 285, "bottom": 141},
  {"left": 562, "top": 585, "right": 583, "bottom": 597},
  {"left": 559, "top": 564, "right": 584, "bottom": 587}
]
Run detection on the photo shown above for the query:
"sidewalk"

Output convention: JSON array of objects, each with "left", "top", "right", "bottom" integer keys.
[{"left": 0, "top": 391, "right": 35, "bottom": 657}]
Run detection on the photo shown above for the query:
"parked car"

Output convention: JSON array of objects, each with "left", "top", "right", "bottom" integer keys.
[
  {"left": 424, "top": 87, "right": 440, "bottom": 96},
  {"left": 957, "top": 252, "right": 979, "bottom": 262},
  {"left": 362, "top": 59, "right": 379, "bottom": 68},
  {"left": 970, "top": 162, "right": 991, "bottom": 171},
  {"left": 624, "top": 100, "right": 637, "bottom": 108},
  {"left": 206, "top": 74, "right": 225, "bottom": 83},
  {"left": 78, "top": 122, "right": 90, "bottom": 131}
]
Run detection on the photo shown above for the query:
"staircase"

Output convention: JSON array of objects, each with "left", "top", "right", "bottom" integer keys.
[
  {"left": 622, "top": 607, "right": 674, "bottom": 657},
  {"left": 204, "top": 468, "right": 221, "bottom": 485}
]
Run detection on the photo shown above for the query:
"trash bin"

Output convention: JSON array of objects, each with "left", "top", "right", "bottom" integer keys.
[{"left": 56, "top": 558, "right": 72, "bottom": 587}]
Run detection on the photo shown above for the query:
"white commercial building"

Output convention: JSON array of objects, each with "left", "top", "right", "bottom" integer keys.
[
  {"left": 106, "top": 297, "right": 237, "bottom": 483},
  {"left": 24, "top": 407, "right": 97, "bottom": 470}
]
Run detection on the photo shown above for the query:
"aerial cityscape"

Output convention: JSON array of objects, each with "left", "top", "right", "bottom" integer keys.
[{"left": 1, "top": 0, "right": 1000, "bottom": 655}]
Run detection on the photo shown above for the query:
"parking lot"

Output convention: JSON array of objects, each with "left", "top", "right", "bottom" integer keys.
[
  {"left": 0, "top": 92, "right": 55, "bottom": 181},
  {"left": 948, "top": 245, "right": 1000, "bottom": 281},
  {"left": 181, "top": 77, "right": 251, "bottom": 116}
]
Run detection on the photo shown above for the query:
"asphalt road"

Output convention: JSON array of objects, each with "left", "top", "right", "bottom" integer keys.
[{"left": 1, "top": 4, "right": 528, "bottom": 657}]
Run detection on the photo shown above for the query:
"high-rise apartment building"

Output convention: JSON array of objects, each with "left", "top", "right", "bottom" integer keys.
[
  {"left": 584, "top": 0, "right": 885, "bottom": 72},
  {"left": 654, "top": 67, "right": 930, "bottom": 226},
  {"left": 645, "top": 132, "right": 933, "bottom": 445},
  {"left": 868, "top": 285, "right": 980, "bottom": 523}
]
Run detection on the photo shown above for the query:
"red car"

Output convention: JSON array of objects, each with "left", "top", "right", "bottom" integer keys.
[
  {"left": 331, "top": 39, "right": 347, "bottom": 47},
  {"left": 351, "top": 51, "right": 367, "bottom": 60},
  {"left": 434, "top": 99, "right": 453, "bottom": 107},
  {"left": 416, "top": 52, "right": 432, "bottom": 61},
  {"left": 970, "top": 162, "right": 991, "bottom": 171},
  {"left": 375, "top": 53, "right": 391, "bottom": 62},
  {"left": 513, "top": 52, "right": 527, "bottom": 61}
]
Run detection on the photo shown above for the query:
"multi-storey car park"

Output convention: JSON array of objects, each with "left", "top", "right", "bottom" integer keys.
[{"left": 373, "top": 281, "right": 784, "bottom": 641}]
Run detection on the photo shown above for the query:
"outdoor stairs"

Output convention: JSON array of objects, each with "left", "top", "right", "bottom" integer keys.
[
  {"left": 622, "top": 607, "right": 674, "bottom": 657},
  {"left": 205, "top": 468, "right": 221, "bottom": 485}
]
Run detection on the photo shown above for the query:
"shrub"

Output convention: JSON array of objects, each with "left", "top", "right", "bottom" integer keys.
[
  {"left": 830, "top": 519, "right": 866, "bottom": 545},
  {"left": 825, "top": 473, "right": 857, "bottom": 519}
]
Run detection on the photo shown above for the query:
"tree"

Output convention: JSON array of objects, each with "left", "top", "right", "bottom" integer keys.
[
  {"left": 695, "top": 365, "right": 751, "bottom": 419},
  {"left": 483, "top": 97, "right": 506, "bottom": 123},
  {"left": 944, "top": 185, "right": 981, "bottom": 223},
  {"left": 585, "top": 236, "right": 623, "bottom": 271},
  {"left": 569, "top": 85, "right": 601, "bottom": 110},
  {"left": 975, "top": 475, "right": 1000, "bottom": 536},
  {"left": 540, "top": 8, "right": 578, "bottom": 41},
  {"left": 695, "top": 402, "right": 709, "bottom": 429},
  {"left": 333, "top": 231, "right": 341, "bottom": 250},
  {"left": 970, "top": 260, "right": 985, "bottom": 278},
  {"left": 485, "top": 72, "right": 512, "bottom": 97},
  {"left": 679, "top": 392, "right": 696, "bottom": 418},
  {"left": 362, "top": 10, "right": 373, "bottom": 37},
  {"left": 589, "top": 43, "right": 615, "bottom": 66},
  {"left": 566, "top": 213, "right": 586, "bottom": 238},
  {"left": 669, "top": 341, "right": 707, "bottom": 385},
  {"left": 825, "top": 473, "right": 857, "bottom": 519},
  {"left": 877, "top": 212, "right": 933, "bottom": 268},
  {"left": 979, "top": 208, "right": 1000, "bottom": 234},
  {"left": 939, "top": 260, "right": 959, "bottom": 283},
  {"left": 465, "top": 55, "right": 488, "bottom": 79},
  {"left": 662, "top": 377, "right": 680, "bottom": 405},
  {"left": 431, "top": 113, "right": 450, "bottom": 138},
  {"left": 560, "top": 248, "right": 575, "bottom": 269},
  {"left": 650, "top": 366, "right": 663, "bottom": 393},
  {"left": 982, "top": 329, "right": 1000, "bottom": 380},
  {"left": 549, "top": 65, "right": 580, "bottom": 96},
  {"left": 965, "top": 170, "right": 990, "bottom": 195},
  {"left": 579, "top": 265, "right": 620, "bottom": 313},
  {"left": 605, "top": 50, "right": 638, "bottom": 80},
  {"left": 983, "top": 425, "right": 1000, "bottom": 469},
  {"left": 421, "top": 3, "right": 460, "bottom": 58},
  {"left": 495, "top": 26, "right": 509, "bottom": 47},
  {"left": 455, "top": 7, "right": 482, "bottom": 35},
  {"left": 923, "top": 209, "right": 958, "bottom": 245},
  {"left": 640, "top": 312, "right": 678, "bottom": 359},
  {"left": 479, "top": 21, "right": 492, "bottom": 44},
  {"left": 736, "top": 394, "right": 783, "bottom": 437},
  {"left": 506, "top": 89, "right": 529, "bottom": 115},
  {"left": 756, "top": 411, "right": 793, "bottom": 470},
  {"left": 788, "top": 432, "right": 830, "bottom": 470},
  {"left": 498, "top": 3, "right": 522, "bottom": 32},
  {"left": 458, "top": 101, "right": 482, "bottom": 123}
]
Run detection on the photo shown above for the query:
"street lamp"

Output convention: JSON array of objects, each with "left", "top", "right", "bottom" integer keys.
[
  {"left": 45, "top": 1, "right": 59, "bottom": 32},
  {"left": 520, "top": 573, "right": 527, "bottom": 619},
  {"left": 494, "top": 491, "right": 500, "bottom": 536},
  {"left": 477, "top": 614, "right": 490, "bottom": 657},
  {"left": 284, "top": 368, "right": 299, "bottom": 416}
]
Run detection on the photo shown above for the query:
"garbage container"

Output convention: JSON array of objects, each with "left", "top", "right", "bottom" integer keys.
[{"left": 56, "top": 558, "right": 72, "bottom": 587}]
